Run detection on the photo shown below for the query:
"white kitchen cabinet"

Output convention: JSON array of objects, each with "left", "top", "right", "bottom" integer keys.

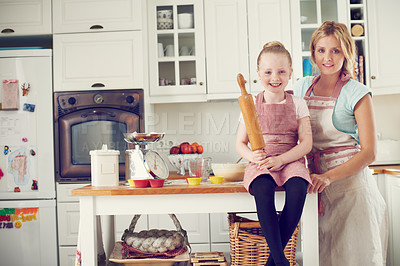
[
  {"left": 385, "top": 174, "right": 400, "bottom": 266},
  {"left": 147, "top": 0, "right": 207, "bottom": 103},
  {"left": 367, "top": 0, "right": 400, "bottom": 95},
  {"left": 53, "top": 31, "right": 144, "bottom": 91},
  {"left": 0, "top": 0, "right": 52, "bottom": 36},
  {"left": 52, "top": 0, "right": 142, "bottom": 34},
  {"left": 148, "top": 213, "right": 210, "bottom": 244},
  {"left": 204, "top": 0, "right": 292, "bottom": 99}
]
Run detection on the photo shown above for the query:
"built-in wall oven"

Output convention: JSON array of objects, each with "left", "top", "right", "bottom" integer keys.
[{"left": 54, "top": 89, "right": 144, "bottom": 182}]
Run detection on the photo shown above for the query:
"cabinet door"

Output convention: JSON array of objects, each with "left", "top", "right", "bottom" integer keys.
[
  {"left": 247, "top": 0, "right": 292, "bottom": 93},
  {"left": 53, "top": 31, "right": 144, "bottom": 91},
  {"left": 148, "top": 214, "right": 210, "bottom": 244},
  {"left": 204, "top": 0, "right": 249, "bottom": 100},
  {"left": 148, "top": 0, "right": 206, "bottom": 103},
  {"left": 53, "top": 0, "right": 142, "bottom": 33},
  {"left": 0, "top": 0, "right": 51, "bottom": 36},
  {"left": 386, "top": 175, "right": 400, "bottom": 266},
  {"left": 367, "top": 0, "right": 400, "bottom": 94},
  {"left": 57, "top": 202, "right": 80, "bottom": 246}
]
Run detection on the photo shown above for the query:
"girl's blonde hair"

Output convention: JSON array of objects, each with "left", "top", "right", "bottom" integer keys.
[
  {"left": 310, "top": 21, "right": 356, "bottom": 77},
  {"left": 257, "top": 41, "right": 292, "bottom": 70}
]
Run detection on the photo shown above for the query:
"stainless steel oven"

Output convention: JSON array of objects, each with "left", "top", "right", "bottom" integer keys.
[{"left": 54, "top": 89, "right": 144, "bottom": 182}]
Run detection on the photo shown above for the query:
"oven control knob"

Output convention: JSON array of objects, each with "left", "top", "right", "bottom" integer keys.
[
  {"left": 126, "top": 95, "right": 135, "bottom": 104},
  {"left": 68, "top": 97, "right": 76, "bottom": 105}
]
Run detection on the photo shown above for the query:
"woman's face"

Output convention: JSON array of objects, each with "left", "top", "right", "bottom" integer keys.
[
  {"left": 314, "top": 35, "right": 345, "bottom": 76},
  {"left": 257, "top": 53, "right": 292, "bottom": 94}
]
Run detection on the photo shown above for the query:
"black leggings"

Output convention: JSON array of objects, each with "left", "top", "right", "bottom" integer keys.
[{"left": 250, "top": 174, "right": 308, "bottom": 266}]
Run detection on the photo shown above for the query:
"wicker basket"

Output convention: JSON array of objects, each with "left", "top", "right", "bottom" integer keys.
[{"left": 228, "top": 213, "right": 299, "bottom": 266}]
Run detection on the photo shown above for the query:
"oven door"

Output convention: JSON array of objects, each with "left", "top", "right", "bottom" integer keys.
[{"left": 56, "top": 107, "right": 140, "bottom": 182}]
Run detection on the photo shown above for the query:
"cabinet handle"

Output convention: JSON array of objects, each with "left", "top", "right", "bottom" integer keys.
[
  {"left": 371, "top": 76, "right": 376, "bottom": 80},
  {"left": 199, "top": 82, "right": 204, "bottom": 85},
  {"left": 1, "top": 28, "right": 15, "bottom": 34},
  {"left": 91, "top": 83, "right": 105, "bottom": 87},
  {"left": 90, "top": 25, "right": 104, "bottom": 30},
  {"left": 253, "top": 80, "right": 257, "bottom": 83}
]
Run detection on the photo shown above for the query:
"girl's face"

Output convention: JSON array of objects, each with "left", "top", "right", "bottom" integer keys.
[
  {"left": 314, "top": 35, "right": 345, "bottom": 76},
  {"left": 257, "top": 53, "right": 292, "bottom": 94}
]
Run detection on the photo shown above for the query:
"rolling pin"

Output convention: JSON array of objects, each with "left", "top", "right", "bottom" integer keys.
[{"left": 237, "top": 73, "right": 265, "bottom": 151}]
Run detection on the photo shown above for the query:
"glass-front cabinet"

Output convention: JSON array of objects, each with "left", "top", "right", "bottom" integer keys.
[{"left": 148, "top": 0, "right": 206, "bottom": 103}]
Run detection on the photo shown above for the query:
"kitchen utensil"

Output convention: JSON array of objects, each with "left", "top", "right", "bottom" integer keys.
[
  {"left": 158, "top": 43, "right": 164, "bottom": 57},
  {"left": 186, "top": 177, "right": 201, "bottom": 185},
  {"left": 210, "top": 176, "right": 224, "bottom": 184},
  {"left": 179, "top": 46, "right": 191, "bottom": 56},
  {"left": 178, "top": 13, "right": 194, "bottom": 29},
  {"left": 168, "top": 154, "right": 201, "bottom": 175},
  {"left": 90, "top": 144, "right": 120, "bottom": 186},
  {"left": 133, "top": 179, "right": 150, "bottom": 188},
  {"left": 188, "top": 157, "right": 212, "bottom": 181},
  {"left": 237, "top": 73, "right": 265, "bottom": 151},
  {"left": 236, "top": 157, "right": 243, "bottom": 163},
  {"left": 124, "top": 132, "right": 169, "bottom": 180},
  {"left": 211, "top": 162, "right": 247, "bottom": 182},
  {"left": 149, "top": 178, "right": 165, "bottom": 188}
]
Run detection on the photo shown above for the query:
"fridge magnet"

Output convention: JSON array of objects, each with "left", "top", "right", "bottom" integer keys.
[
  {"left": 1, "top": 80, "right": 19, "bottom": 110},
  {"left": 21, "top": 83, "right": 30, "bottom": 96},
  {"left": 30, "top": 149, "right": 36, "bottom": 156},
  {"left": 22, "top": 137, "right": 28, "bottom": 142},
  {"left": 14, "top": 187, "right": 20, "bottom": 192},
  {"left": 22, "top": 103, "right": 35, "bottom": 112},
  {"left": 0, "top": 168, "right": 3, "bottom": 179},
  {"left": 31, "top": 180, "right": 38, "bottom": 190},
  {"left": 4, "top": 146, "right": 10, "bottom": 155},
  {"left": 14, "top": 221, "right": 22, "bottom": 229},
  {"left": 7, "top": 148, "right": 30, "bottom": 186}
]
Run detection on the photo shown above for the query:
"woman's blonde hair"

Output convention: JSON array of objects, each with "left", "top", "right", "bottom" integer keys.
[
  {"left": 310, "top": 21, "right": 356, "bottom": 76},
  {"left": 257, "top": 41, "right": 292, "bottom": 70}
]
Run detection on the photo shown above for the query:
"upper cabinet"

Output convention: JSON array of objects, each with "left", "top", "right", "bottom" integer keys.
[
  {"left": 52, "top": 0, "right": 142, "bottom": 33},
  {"left": 147, "top": 0, "right": 206, "bottom": 103},
  {"left": 367, "top": 0, "right": 400, "bottom": 95},
  {"left": 53, "top": 31, "right": 144, "bottom": 91},
  {"left": 205, "top": 0, "right": 292, "bottom": 99},
  {"left": 0, "top": 0, "right": 52, "bottom": 36}
]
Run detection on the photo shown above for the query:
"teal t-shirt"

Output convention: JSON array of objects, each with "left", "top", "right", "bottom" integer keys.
[{"left": 293, "top": 76, "right": 372, "bottom": 144}]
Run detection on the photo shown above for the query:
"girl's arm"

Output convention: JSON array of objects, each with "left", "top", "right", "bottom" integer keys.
[
  {"left": 235, "top": 122, "right": 265, "bottom": 163},
  {"left": 258, "top": 116, "right": 312, "bottom": 171},
  {"left": 308, "top": 94, "right": 377, "bottom": 193}
]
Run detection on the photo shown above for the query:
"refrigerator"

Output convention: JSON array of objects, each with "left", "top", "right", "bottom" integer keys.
[{"left": 0, "top": 49, "right": 57, "bottom": 266}]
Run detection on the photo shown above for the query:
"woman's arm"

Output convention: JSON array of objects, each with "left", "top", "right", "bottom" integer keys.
[
  {"left": 258, "top": 116, "right": 312, "bottom": 171},
  {"left": 308, "top": 94, "right": 377, "bottom": 193}
]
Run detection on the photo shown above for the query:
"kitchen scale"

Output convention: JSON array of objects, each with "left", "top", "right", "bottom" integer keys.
[{"left": 124, "top": 132, "right": 169, "bottom": 180}]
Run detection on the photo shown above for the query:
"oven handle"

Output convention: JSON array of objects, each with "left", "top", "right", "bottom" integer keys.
[{"left": 81, "top": 110, "right": 116, "bottom": 118}]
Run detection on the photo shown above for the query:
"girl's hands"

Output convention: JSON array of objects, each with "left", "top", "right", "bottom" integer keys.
[
  {"left": 253, "top": 149, "right": 284, "bottom": 172},
  {"left": 252, "top": 149, "right": 266, "bottom": 163},
  {"left": 307, "top": 173, "right": 331, "bottom": 193}
]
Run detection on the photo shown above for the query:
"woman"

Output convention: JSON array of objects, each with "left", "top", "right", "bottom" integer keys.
[{"left": 294, "top": 21, "right": 388, "bottom": 266}]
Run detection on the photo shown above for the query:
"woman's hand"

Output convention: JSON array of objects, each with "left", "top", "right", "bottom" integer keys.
[
  {"left": 257, "top": 156, "right": 284, "bottom": 171},
  {"left": 307, "top": 173, "right": 331, "bottom": 193},
  {"left": 252, "top": 149, "right": 266, "bottom": 163}
]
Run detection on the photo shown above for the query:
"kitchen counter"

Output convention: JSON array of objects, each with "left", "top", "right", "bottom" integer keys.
[
  {"left": 369, "top": 165, "right": 400, "bottom": 175},
  {"left": 72, "top": 178, "right": 318, "bottom": 266}
]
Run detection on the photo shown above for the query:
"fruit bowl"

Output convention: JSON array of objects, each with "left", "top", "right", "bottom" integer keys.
[
  {"left": 211, "top": 162, "right": 247, "bottom": 182},
  {"left": 168, "top": 154, "right": 202, "bottom": 175}
]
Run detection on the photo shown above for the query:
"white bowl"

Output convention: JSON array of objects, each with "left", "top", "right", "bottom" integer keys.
[
  {"left": 178, "top": 13, "right": 194, "bottom": 29},
  {"left": 211, "top": 162, "right": 247, "bottom": 182},
  {"left": 157, "top": 18, "right": 173, "bottom": 30}
]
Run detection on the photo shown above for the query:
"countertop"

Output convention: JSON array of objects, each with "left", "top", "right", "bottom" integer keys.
[{"left": 369, "top": 165, "right": 400, "bottom": 175}]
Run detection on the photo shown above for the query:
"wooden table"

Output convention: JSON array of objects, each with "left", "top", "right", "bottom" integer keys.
[{"left": 71, "top": 179, "right": 319, "bottom": 266}]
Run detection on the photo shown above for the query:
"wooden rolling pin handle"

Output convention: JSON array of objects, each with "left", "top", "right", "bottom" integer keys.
[{"left": 237, "top": 73, "right": 248, "bottom": 95}]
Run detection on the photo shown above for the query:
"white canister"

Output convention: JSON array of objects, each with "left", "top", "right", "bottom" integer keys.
[{"left": 90, "top": 144, "right": 120, "bottom": 186}]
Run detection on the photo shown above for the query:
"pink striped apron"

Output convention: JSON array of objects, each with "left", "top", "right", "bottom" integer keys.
[
  {"left": 305, "top": 74, "right": 388, "bottom": 265},
  {"left": 243, "top": 91, "right": 311, "bottom": 193}
]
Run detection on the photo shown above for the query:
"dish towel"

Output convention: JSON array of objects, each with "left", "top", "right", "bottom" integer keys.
[{"left": 75, "top": 216, "right": 106, "bottom": 266}]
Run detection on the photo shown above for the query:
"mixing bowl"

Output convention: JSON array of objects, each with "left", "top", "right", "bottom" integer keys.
[{"left": 211, "top": 162, "right": 247, "bottom": 182}]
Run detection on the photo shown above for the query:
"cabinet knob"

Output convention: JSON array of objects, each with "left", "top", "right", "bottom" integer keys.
[
  {"left": 91, "top": 83, "right": 105, "bottom": 88},
  {"left": 253, "top": 80, "right": 257, "bottom": 83},
  {"left": 90, "top": 25, "right": 104, "bottom": 30},
  {"left": 371, "top": 76, "right": 376, "bottom": 80},
  {"left": 199, "top": 82, "right": 204, "bottom": 85},
  {"left": 1, "top": 28, "right": 15, "bottom": 34}
]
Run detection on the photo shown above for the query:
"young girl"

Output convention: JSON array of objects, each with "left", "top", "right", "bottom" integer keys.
[{"left": 236, "top": 41, "right": 312, "bottom": 266}]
